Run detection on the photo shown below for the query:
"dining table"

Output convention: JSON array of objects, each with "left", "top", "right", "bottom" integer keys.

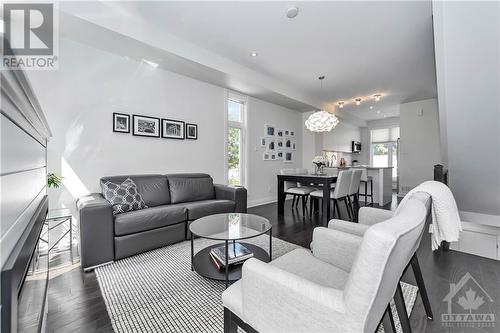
[{"left": 277, "top": 173, "right": 338, "bottom": 226}]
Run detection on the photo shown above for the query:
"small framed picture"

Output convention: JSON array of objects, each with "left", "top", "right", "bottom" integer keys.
[
  {"left": 271, "top": 154, "right": 276, "bottom": 160},
  {"left": 133, "top": 115, "right": 160, "bottom": 137},
  {"left": 186, "top": 123, "right": 198, "bottom": 140},
  {"left": 260, "top": 137, "right": 267, "bottom": 148},
  {"left": 113, "top": 113, "right": 130, "bottom": 133},
  {"left": 267, "top": 139, "right": 276, "bottom": 151},
  {"left": 162, "top": 118, "right": 185, "bottom": 139},
  {"left": 263, "top": 152, "right": 271, "bottom": 161},
  {"left": 276, "top": 129, "right": 284, "bottom": 137},
  {"left": 265, "top": 124, "right": 275, "bottom": 136},
  {"left": 276, "top": 139, "right": 283, "bottom": 148},
  {"left": 276, "top": 150, "right": 284, "bottom": 160},
  {"left": 284, "top": 129, "right": 290, "bottom": 136},
  {"left": 292, "top": 140, "right": 297, "bottom": 151},
  {"left": 284, "top": 151, "right": 293, "bottom": 163},
  {"left": 285, "top": 138, "right": 292, "bottom": 149},
  {"left": 290, "top": 130, "right": 295, "bottom": 137}
]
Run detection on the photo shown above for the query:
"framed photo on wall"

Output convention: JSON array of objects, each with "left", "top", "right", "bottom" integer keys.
[
  {"left": 162, "top": 119, "right": 185, "bottom": 139},
  {"left": 260, "top": 137, "right": 267, "bottom": 148},
  {"left": 267, "top": 139, "right": 276, "bottom": 151},
  {"left": 133, "top": 115, "right": 160, "bottom": 137},
  {"left": 284, "top": 151, "right": 293, "bottom": 163},
  {"left": 276, "top": 150, "right": 284, "bottom": 160},
  {"left": 265, "top": 124, "right": 275, "bottom": 136},
  {"left": 263, "top": 152, "right": 271, "bottom": 161},
  {"left": 186, "top": 123, "right": 198, "bottom": 140},
  {"left": 113, "top": 113, "right": 130, "bottom": 133}
]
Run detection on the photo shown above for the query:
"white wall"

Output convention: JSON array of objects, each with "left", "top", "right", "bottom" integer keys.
[
  {"left": 247, "top": 98, "right": 303, "bottom": 206},
  {"left": 399, "top": 98, "right": 441, "bottom": 194},
  {"left": 26, "top": 38, "right": 303, "bottom": 212},
  {"left": 433, "top": 1, "right": 500, "bottom": 218}
]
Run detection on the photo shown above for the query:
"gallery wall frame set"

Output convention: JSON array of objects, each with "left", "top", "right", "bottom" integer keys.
[
  {"left": 113, "top": 113, "right": 198, "bottom": 140},
  {"left": 261, "top": 124, "right": 296, "bottom": 163}
]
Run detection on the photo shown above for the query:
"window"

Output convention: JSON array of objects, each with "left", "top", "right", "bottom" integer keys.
[
  {"left": 226, "top": 92, "right": 247, "bottom": 186},
  {"left": 371, "top": 127, "right": 400, "bottom": 180}
]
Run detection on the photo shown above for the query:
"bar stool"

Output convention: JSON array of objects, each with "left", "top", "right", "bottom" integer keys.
[
  {"left": 358, "top": 169, "right": 374, "bottom": 206},
  {"left": 347, "top": 169, "right": 363, "bottom": 220}
]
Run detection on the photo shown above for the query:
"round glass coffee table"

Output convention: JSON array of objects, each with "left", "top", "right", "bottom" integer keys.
[{"left": 189, "top": 213, "right": 272, "bottom": 287}]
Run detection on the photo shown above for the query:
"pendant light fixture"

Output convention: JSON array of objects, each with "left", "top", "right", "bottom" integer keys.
[{"left": 305, "top": 76, "right": 339, "bottom": 132}]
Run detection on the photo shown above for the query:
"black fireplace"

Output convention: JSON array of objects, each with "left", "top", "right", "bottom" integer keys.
[{"left": 1, "top": 196, "right": 49, "bottom": 333}]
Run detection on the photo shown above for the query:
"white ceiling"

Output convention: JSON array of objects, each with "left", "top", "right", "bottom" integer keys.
[{"left": 60, "top": 1, "right": 437, "bottom": 123}]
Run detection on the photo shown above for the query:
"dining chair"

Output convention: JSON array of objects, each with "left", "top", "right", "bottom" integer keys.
[
  {"left": 310, "top": 170, "right": 353, "bottom": 220},
  {"left": 280, "top": 168, "right": 314, "bottom": 216},
  {"left": 222, "top": 198, "right": 428, "bottom": 333}
]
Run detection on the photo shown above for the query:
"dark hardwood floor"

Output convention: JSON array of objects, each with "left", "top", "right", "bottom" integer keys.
[{"left": 47, "top": 196, "right": 500, "bottom": 332}]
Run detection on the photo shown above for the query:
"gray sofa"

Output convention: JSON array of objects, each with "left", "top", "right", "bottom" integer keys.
[{"left": 77, "top": 173, "right": 247, "bottom": 270}]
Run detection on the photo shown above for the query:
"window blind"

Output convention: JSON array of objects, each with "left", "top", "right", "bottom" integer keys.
[{"left": 371, "top": 127, "right": 400, "bottom": 143}]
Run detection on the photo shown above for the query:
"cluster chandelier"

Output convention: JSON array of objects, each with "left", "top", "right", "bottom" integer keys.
[{"left": 305, "top": 76, "right": 339, "bottom": 133}]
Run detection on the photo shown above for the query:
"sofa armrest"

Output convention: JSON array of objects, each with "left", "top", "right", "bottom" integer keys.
[
  {"left": 358, "top": 207, "right": 394, "bottom": 226},
  {"left": 328, "top": 219, "right": 370, "bottom": 236},
  {"left": 77, "top": 193, "right": 114, "bottom": 270},
  {"left": 240, "top": 258, "right": 345, "bottom": 332},
  {"left": 311, "top": 227, "right": 362, "bottom": 272},
  {"left": 214, "top": 184, "right": 247, "bottom": 213}
]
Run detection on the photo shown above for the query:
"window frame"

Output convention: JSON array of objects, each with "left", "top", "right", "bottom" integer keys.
[{"left": 224, "top": 90, "right": 248, "bottom": 186}]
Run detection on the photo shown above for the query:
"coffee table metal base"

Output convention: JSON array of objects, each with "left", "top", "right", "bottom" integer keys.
[{"left": 192, "top": 242, "right": 270, "bottom": 284}]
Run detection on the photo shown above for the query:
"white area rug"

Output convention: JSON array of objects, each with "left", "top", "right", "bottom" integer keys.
[{"left": 96, "top": 235, "right": 418, "bottom": 333}]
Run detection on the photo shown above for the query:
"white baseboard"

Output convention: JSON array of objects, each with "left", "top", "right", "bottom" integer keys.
[
  {"left": 459, "top": 210, "right": 500, "bottom": 228},
  {"left": 247, "top": 196, "right": 292, "bottom": 208}
]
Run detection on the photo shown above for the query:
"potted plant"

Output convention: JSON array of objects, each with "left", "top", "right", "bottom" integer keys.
[
  {"left": 312, "top": 156, "right": 326, "bottom": 175},
  {"left": 47, "top": 172, "right": 64, "bottom": 188}
]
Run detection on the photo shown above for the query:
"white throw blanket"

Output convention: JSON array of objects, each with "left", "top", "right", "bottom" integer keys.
[{"left": 396, "top": 181, "right": 462, "bottom": 251}]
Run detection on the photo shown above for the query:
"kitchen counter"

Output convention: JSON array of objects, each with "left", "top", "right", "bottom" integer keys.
[{"left": 324, "top": 165, "right": 393, "bottom": 169}]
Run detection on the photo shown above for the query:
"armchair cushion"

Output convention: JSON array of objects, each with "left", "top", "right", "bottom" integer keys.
[
  {"left": 358, "top": 207, "right": 394, "bottom": 226},
  {"left": 328, "top": 219, "right": 370, "bottom": 236},
  {"left": 311, "top": 227, "right": 363, "bottom": 272},
  {"left": 271, "top": 248, "right": 349, "bottom": 289},
  {"left": 237, "top": 258, "right": 348, "bottom": 333}
]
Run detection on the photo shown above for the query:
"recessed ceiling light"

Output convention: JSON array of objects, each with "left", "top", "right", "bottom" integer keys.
[
  {"left": 374, "top": 94, "right": 382, "bottom": 102},
  {"left": 286, "top": 6, "right": 299, "bottom": 19},
  {"left": 338, "top": 101, "right": 344, "bottom": 109},
  {"left": 376, "top": 111, "right": 381, "bottom": 114},
  {"left": 250, "top": 52, "right": 258, "bottom": 57},
  {"left": 355, "top": 98, "right": 362, "bottom": 106},
  {"left": 142, "top": 59, "right": 159, "bottom": 68},
  {"left": 383, "top": 115, "right": 387, "bottom": 118},
  {"left": 369, "top": 106, "right": 374, "bottom": 110}
]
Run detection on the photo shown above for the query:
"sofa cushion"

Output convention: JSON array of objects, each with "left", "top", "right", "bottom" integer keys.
[
  {"left": 101, "top": 174, "right": 170, "bottom": 207},
  {"left": 101, "top": 178, "right": 148, "bottom": 215},
  {"left": 171, "top": 199, "right": 235, "bottom": 220},
  {"left": 114, "top": 205, "right": 187, "bottom": 236},
  {"left": 166, "top": 173, "right": 215, "bottom": 204}
]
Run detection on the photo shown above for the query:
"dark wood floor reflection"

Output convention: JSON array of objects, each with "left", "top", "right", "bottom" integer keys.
[{"left": 47, "top": 197, "right": 500, "bottom": 332}]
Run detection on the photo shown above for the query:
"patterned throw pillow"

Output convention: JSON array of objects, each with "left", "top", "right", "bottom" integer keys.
[{"left": 101, "top": 178, "right": 148, "bottom": 215}]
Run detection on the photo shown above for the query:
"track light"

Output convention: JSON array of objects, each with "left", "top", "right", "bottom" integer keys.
[
  {"left": 338, "top": 101, "right": 344, "bottom": 109},
  {"left": 355, "top": 98, "right": 362, "bottom": 106}
]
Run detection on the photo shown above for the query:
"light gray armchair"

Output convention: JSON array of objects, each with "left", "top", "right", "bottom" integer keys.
[
  {"left": 222, "top": 198, "right": 428, "bottom": 333},
  {"left": 328, "top": 191, "right": 434, "bottom": 329}
]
